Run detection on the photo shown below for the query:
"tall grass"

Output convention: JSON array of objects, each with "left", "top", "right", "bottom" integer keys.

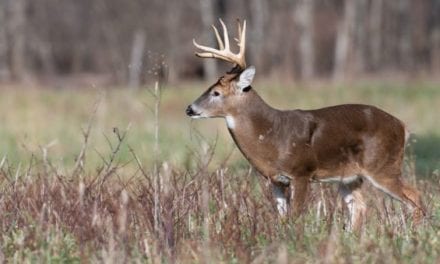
[{"left": 0, "top": 82, "right": 439, "bottom": 262}]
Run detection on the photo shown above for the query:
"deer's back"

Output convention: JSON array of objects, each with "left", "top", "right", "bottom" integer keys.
[{"left": 281, "top": 104, "right": 406, "bottom": 178}]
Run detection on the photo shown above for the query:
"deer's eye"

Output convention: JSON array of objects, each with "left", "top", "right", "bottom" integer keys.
[{"left": 213, "top": 91, "right": 220, "bottom": 97}]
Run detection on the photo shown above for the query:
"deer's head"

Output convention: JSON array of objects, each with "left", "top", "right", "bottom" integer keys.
[{"left": 186, "top": 19, "right": 255, "bottom": 119}]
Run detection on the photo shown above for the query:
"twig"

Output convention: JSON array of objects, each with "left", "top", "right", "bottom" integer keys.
[
  {"left": 153, "top": 81, "right": 161, "bottom": 235},
  {"left": 72, "top": 97, "right": 102, "bottom": 178},
  {"left": 98, "top": 124, "right": 131, "bottom": 189}
]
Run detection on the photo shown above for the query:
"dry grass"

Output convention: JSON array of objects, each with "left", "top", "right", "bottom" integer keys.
[
  {"left": 0, "top": 82, "right": 439, "bottom": 262},
  {"left": 0, "top": 134, "right": 439, "bottom": 263}
]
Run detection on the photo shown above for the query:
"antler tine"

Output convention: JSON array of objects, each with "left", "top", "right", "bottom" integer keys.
[
  {"left": 237, "top": 19, "right": 242, "bottom": 43},
  {"left": 193, "top": 39, "right": 230, "bottom": 60},
  {"left": 211, "top": 25, "right": 224, "bottom": 50},
  {"left": 239, "top": 20, "right": 246, "bottom": 58},
  {"left": 193, "top": 18, "right": 247, "bottom": 69},
  {"left": 194, "top": 52, "right": 236, "bottom": 64},
  {"left": 219, "top": 18, "right": 230, "bottom": 50}
]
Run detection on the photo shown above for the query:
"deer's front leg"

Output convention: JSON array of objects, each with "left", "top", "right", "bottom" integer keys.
[
  {"left": 291, "top": 177, "right": 309, "bottom": 216},
  {"left": 271, "top": 175, "right": 308, "bottom": 217},
  {"left": 271, "top": 183, "right": 289, "bottom": 216}
]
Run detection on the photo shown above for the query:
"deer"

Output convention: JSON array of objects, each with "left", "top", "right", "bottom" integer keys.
[{"left": 185, "top": 19, "right": 425, "bottom": 231}]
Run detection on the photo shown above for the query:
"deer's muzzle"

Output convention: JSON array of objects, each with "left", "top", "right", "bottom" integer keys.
[{"left": 186, "top": 105, "right": 199, "bottom": 117}]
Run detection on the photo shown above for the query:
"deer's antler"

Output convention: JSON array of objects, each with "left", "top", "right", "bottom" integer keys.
[{"left": 193, "top": 19, "right": 247, "bottom": 69}]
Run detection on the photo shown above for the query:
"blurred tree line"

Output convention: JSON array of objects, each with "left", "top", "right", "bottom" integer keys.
[{"left": 0, "top": 0, "right": 439, "bottom": 86}]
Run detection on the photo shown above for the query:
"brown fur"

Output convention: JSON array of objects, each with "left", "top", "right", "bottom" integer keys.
[{"left": 187, "top": 71, "right": 425, "bottom": 229}]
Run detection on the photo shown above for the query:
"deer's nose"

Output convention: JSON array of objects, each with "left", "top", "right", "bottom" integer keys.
[{"left": 186, "top": 105, "right": 195, "bottom": 116}]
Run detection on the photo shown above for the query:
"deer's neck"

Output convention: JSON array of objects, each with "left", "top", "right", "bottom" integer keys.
[
  {"left": 226, "top": 90, "right": 280, "bottom": 129},
  {"left": 228, "top": 89, "right": 279, "bottom": 123},
  {"left": 226, "top": 91, "right": 283, "bottom": 165}
]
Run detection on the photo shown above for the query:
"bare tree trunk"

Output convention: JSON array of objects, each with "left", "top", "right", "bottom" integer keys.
[
  {"left": 71, "top": 44, "right": 85, "bottom": 74},
  {"left": 94, "top": 0, "right": 126, "bottom": 83},
  {"left": 369, "top": 0, "right": 383, "bottom": 71},
  {"left": 25, "top": 0, "right": 55, "bottom": 77},
  {"left": 7, "top": 0, "right": 27, "bottom": 81},
  {"left": 431, "top": 2, "right": 440, "bottom": 74},
  {"left": 382, "top": 1, "right": 395, "bottom": 69},
  {"left": 0, "top": 1, "right": 9, "bottom": 80},
  {"left": 250, "top": 0, "right": 267, "bottom": 70},
  {"left": 353, "top": 0, "right": 367, "bottom": 73},
  {"left": 333, "top": 0, "right": 356, "bottom": 81},
  {"left": 165, "top": 1, "right": 181, "bottom": 83},
  {"left": 36, "top": 39, "right": 56, "bottom": 77},
  {"left": 128, "top": 30, "right": 146, "bottom": 89},
  {"left": 398, "top": 0, "right": 413, "bottom": 70},
  {"left": 294, "top": 0, "right": 315, "bottom": 80},
  {"left": 432, "top": 29, "right": 440, "bottom": 74},
  {"left": 199, "top": 0, "right": 217, "bottom": 81}
]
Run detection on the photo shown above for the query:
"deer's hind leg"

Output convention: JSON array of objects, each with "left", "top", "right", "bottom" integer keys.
[
  {"left": 363, "top": 168, "right": 425, "bottom": 225},
  {"left": 338, "top": 176, "right": 366, "bottom": 232}
]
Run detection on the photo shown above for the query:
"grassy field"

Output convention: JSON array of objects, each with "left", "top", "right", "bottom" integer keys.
[{"left": 0, "top": 80, "right": 439, "bottom": 262}]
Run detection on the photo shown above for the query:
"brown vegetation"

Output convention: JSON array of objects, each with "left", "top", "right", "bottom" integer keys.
[{"left": 0, "top": 120, "right": 438, "bottom": 262}]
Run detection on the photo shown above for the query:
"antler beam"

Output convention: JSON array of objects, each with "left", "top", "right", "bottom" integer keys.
[{"left": 193, "top": 19, "right": 247, "bottom": 69}]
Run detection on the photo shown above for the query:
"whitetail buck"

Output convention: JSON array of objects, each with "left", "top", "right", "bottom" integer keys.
[{"left": 186, "top": 19, "right": 425, "bottom": 231}]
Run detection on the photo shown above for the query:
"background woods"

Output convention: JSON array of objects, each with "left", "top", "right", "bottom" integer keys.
[
  {"left": 0, "top": 0, "right": 439, "bottom": 86},
  {"left": 0, "top": 0, "right": 439, "bottom": 262}
]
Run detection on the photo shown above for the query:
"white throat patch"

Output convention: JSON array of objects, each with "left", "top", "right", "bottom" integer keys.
[{"left": 225, "top": 116, "right": 235, "bottom": 129}]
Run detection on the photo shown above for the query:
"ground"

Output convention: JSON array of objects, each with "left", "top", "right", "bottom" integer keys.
[{"left": 0, "top": 80, "right": 439, "bottom": 262}]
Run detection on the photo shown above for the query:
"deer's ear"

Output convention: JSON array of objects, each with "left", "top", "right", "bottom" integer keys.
[{"left": 236, "top": 66, "right": 255, "bottom": 91}]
